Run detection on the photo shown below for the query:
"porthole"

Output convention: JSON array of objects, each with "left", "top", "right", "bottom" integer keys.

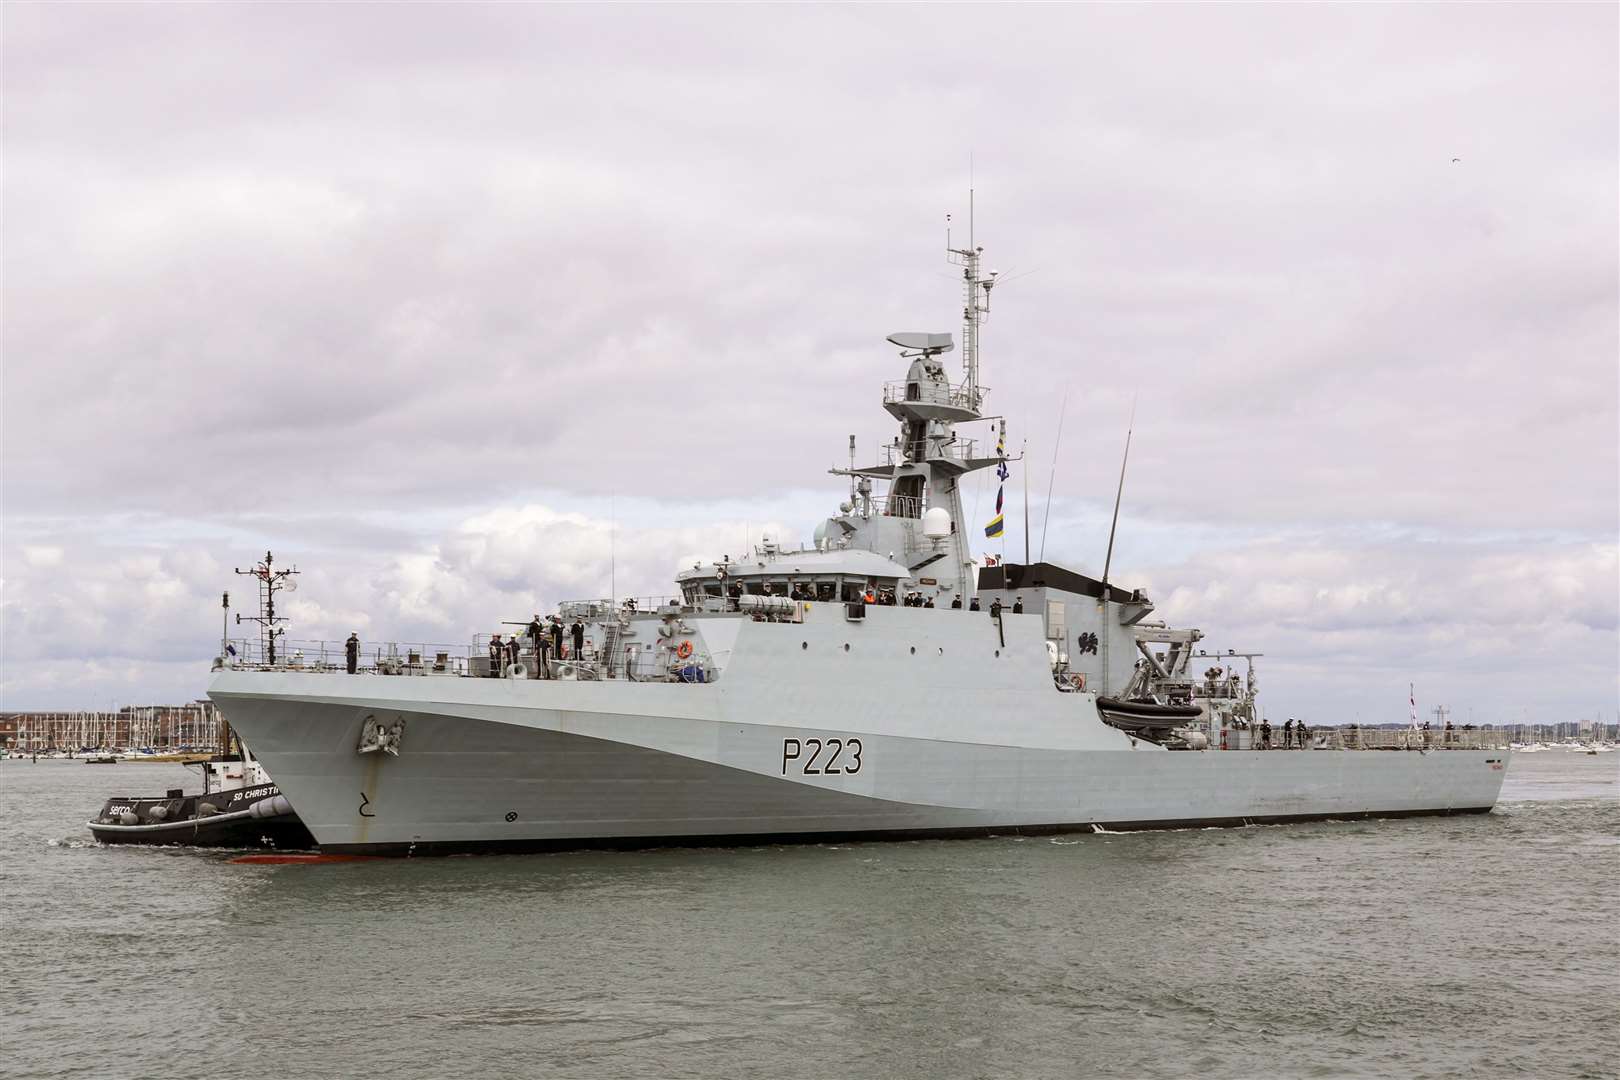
[
  {"left": 843, "top": 643, "right": 851, "bottom": 652},
  {"left": 802, "top": 642, "right": 808, "bottom": 650},
  {"left": 910, "top": 646, "right": 916, "bottom": 655},
  {"left": 937, "top": 647, "right": 944, "bottom": 656},
  {"left": 995, "top": 649, "right": 1001, "bottom": 657}
]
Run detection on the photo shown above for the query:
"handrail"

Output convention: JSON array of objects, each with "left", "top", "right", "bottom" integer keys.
[
  {"left": 881, "top": 379, "right": 988, "bottom": 412},
  {"left": 217, "top": 637, "right": 717, "bottom": 684},
  {"left": 879, "top": 436, "right": 980, "bottom": 466},
  {"left": 1215, "top": 725, "right": 1511, "bottom": 751}
]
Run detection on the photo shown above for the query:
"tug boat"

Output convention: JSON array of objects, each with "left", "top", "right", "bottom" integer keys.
[{"left": 87, "top": 741, "right": 313, "bottom": 848}]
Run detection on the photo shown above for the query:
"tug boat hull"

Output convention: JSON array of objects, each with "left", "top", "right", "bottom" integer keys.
[{"left": 88, "top": 782, "right": 314, "bottom": 849}]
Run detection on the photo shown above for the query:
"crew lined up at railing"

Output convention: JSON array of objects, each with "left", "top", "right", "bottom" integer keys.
[
  {"left": 1258, "top": 718, "right": 1311, "bottom": 748},
  {"left": 478, "top": 617, "right": 591, "bottom": 678}
]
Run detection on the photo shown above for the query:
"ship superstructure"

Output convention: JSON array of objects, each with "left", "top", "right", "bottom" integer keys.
[{"left": 207, "top": 231, "right": 1510, "bottom": 855}]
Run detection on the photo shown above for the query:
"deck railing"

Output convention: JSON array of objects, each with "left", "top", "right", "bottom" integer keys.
[
  {"left": 221, "top": 638, "right": 473, "bottom": 674},
  {"left": 881, "top": 380, "right": 987, "bottom": 413},
  {"left": 217, "top": 637, "right": 715, "bottom": 683},
  {"left": 1316, "top": 727, "right": 1509, "bottom": 751},
  {"left": 1218, "top": 726, "right": 1511, "bottom": 751}
]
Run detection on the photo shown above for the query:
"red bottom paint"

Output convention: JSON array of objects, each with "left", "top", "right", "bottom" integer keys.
[{"left": 229, "top": 853, "right": 379, "bottom": 864}]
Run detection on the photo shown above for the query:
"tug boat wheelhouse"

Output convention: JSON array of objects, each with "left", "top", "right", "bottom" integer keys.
[{"left": 207, "top": 231, "right": 1510, "bottom": 855}]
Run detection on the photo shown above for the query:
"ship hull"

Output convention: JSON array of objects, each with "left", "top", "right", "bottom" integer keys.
[{"left": 210, "top": 666, "right": 1508, "bottom": 856}]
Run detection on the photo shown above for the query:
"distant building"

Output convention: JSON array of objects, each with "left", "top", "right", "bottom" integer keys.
[{"left": 0, "top": 702, "right": 225, "bottom": 752}]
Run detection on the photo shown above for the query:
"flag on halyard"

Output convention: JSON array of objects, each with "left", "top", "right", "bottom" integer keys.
[{"left": 984, "top": 422, "right": 1008, "bottom": 538}]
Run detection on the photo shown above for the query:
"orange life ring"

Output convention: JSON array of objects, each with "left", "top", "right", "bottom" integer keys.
[{"left": 675, "top": 640, "right": 693, "bottom": 660}]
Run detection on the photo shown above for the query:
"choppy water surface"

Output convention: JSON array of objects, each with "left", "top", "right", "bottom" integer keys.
[{"left": 2, "top": 753, "right": 1614, "bottom": 1080}]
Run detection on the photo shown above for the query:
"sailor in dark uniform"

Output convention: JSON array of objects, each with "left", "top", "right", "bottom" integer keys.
[
  {"left": 505, "top": 635, "right": 521, "bottom": 672},
  {"left": 571, "top": 619, "right": 585, "bottom": 659},
  {"left": 550, "top": 617, "right": 564, "bottom": 658},
  {"left": 488, "top": 633, "right": 503, "bottom": 677},
  {"left": 1283, "top": 718, "right": 1294, "bottom": 748},
  {"left": 1012, "top": 596, "right": 1023, "bottom": 614},
  {"left": 530, "top": 616, "right": 550, "bottom": 676},
  {"left": 345, "top": 632, "right": 360, "bottom": 675}
]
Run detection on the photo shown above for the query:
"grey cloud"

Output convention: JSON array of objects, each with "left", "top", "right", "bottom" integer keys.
[{"left": 2, "top": 5, "right": 1614, "bottom": 715}]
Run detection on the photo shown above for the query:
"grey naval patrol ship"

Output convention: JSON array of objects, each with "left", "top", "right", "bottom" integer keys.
[{"left": 208, "top": 236, "right": 1510, "bottom": 855}]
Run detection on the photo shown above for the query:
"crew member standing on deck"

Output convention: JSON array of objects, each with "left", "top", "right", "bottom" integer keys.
[
  {"left": 550, "top": 616, "right": 564, "bottom": 659},
  {"left": 1283, "top": 718, "right": 1294, "bottom": 748},
  {"left": 571, "top": 619, "right": 585, "bottom": 660},
  {"left": 505, "top": 634, "right": 521, "bottom": 673},
  {"left": 527, "top": 615, "right": 543, "bottom": 653},
  {"left": 530, "top": 616, "right": 550, "bottom": 676},
  {"left": 488, "top": 633, "right": 503, "bottom": 677},
  {"left": 1260, "top": 718, "right": 1272, "bottom": 749},
  {"left": 345, "top": 632, "right": 360, "bottom": 675},
  {"left": 1012, "top": 596, "right": 1023, "bottom": 614},
  {"left": 1297, "top": 718, "right": 1310, "bottom": 749}
]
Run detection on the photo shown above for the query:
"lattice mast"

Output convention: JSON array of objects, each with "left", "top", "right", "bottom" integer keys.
[
  {"left": 946, "top": 189, "right": 997, "bottom": 413},
  {"left": 234, "top": 551, "right": 298, "bottom": 664}
]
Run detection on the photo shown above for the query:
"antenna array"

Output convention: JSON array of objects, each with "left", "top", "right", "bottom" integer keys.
[{"left": 234, "top": 551, "right": 298, "bottom": 665}]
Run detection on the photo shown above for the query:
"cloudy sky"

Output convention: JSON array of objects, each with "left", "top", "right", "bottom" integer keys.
[{"left": 3, "top": 4, "right": 1615, "bottom": 726}]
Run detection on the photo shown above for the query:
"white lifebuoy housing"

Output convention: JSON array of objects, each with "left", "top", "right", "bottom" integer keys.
[
  {"left": 557, "top": 663, "right": 578, "bottom": 681},
  {"left": 505, "top": 663, "right": 528, "bottom": 679}
]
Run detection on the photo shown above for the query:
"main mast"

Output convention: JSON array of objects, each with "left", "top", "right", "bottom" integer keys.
[
  {"left": 947, "top": 192, "right": 996, "bottom": 412},
  {"left": 820, "top": 216, "right": 1010, "bottom": 604}
]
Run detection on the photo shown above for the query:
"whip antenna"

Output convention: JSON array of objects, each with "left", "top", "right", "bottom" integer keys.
[
  {"left": 1099, "top": 396, "right": 1137, "bottom": 594},
  {"left": 1038, "top": 389, "right": 1069, "bottom": 562}
]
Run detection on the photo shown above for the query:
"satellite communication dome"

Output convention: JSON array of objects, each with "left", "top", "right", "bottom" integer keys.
[
  {"left": 921, "top": 507, "right": 952, "bottom": 540},
  {"left": 812, "top": 521, "right": 831, "bottom": 551}
]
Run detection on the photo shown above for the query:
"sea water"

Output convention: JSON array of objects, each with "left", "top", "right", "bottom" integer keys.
[{"left": 1, "top": 752, "right": 1614, "bottom": 1079}]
